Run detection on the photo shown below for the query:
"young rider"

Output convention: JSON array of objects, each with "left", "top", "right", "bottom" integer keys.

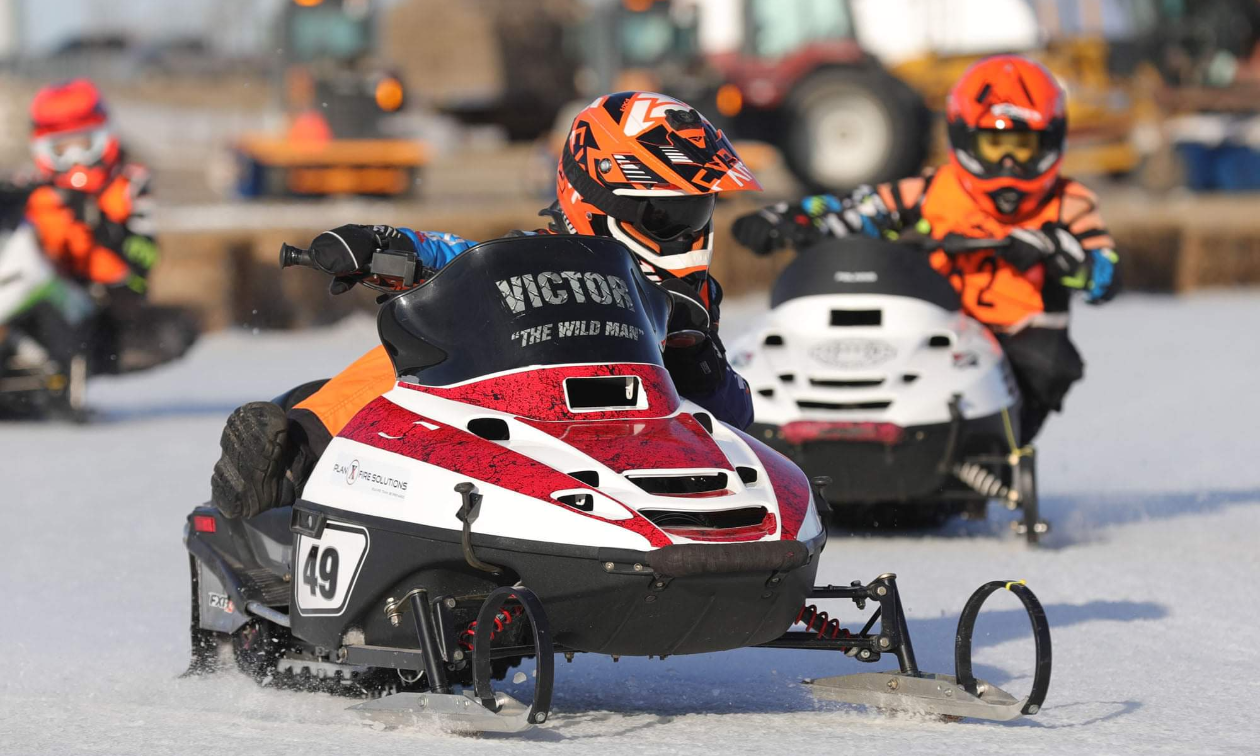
[
  {"left": 24, "top": 79, "right": 162, "bottom": 372},
  {"left": 212, "top": 92, "right": 762, "bottom": 520},
  {"left": 730, "top": 55, "right": 1120, "bottom": 445}
]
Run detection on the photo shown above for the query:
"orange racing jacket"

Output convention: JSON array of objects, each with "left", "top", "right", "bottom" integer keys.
[
  {"left": 797, "top": 162, "right": 1118, "bottom": 331},
  {"left": 26, "top": 163, "right": 158, "bottom": 292}
]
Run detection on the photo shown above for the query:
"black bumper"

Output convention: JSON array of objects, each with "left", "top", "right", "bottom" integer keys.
[
  {"left": 748, "top": 412, "right": 1009, "bottom": 505},
  {"left": 288, "top": 504, "right": 823, "bottom": 658}
]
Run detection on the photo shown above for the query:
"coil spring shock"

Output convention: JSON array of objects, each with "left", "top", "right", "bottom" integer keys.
[
  {"left": 796, "top": 604, "right": 850, "bottom": 640},
  {"left": 458, "top": 604, "right": 525, "bottom": 652},
  {"left": 954, "top": 462, "right": 1016, "bottom": 502}
]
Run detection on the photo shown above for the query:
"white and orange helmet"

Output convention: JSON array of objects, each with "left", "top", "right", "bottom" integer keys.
[
  {"left": 556, "top": 92, "right": 761, "bottom": 288},
  {"left": 30, "top": 79, "right": 121, "bottom": 193}
]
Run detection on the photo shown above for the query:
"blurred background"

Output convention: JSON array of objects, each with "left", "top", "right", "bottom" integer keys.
[{"left": 2, "top": 0, "right": 1259, "bottom": 333}]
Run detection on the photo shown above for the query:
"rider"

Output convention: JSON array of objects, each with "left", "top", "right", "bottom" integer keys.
[
  {"left": 212, "top": 92, "right": 762, "bottom": 519},
  {"left": 24, "top": 79, "right": 161, "bottom": 372},
  {"left": 731, "top": 55, "right": 1120, "bottom": 444}
]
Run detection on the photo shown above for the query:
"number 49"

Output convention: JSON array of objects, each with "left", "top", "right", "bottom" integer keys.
[{"left": 303, "top": 544, "right": 339, "bottom": 600}]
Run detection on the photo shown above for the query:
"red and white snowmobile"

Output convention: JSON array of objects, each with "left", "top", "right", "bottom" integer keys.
[{"left": 182, "top": 235, "right": 1051, "bottom": 731}]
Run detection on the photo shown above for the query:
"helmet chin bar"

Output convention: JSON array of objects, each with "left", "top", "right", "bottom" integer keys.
[
  {"left": 607, "top": 218, "right": 714, "bottom": 280},
  {"left": 988, "top": 187, "right": 1027, "bottom": 216}
]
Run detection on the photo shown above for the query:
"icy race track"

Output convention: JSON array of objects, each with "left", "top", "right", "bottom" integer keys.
[{"left": 2, "top": 293, "right": 1258, "bottom": 756}]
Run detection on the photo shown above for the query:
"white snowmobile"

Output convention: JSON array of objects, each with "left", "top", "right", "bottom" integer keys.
[
  {"left": 728, "top": 235, "right": 1048, "bottom": 542},
  {"left": 0, "top": 198, "right": 95, "bottom": 419},
  {"left": 0, "top": 186, "right": 200, "bottom": 420},
  {"left": 182, "top": 235, "right": 1052, "bottom": 732}
]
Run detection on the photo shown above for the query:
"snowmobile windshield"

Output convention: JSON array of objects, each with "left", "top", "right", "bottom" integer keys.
[
  {"left": 378, "top": 235, "right": 673, "bottom": 386},
  {"left": 770, "top": 236, "right": 962, "bottom": 311}
]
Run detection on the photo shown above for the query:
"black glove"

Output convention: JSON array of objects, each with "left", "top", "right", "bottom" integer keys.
[
  {"left": 658, "top": 277, "right": 710, "bottom": 340},
  {"left": 731, "top": 208, "right": 788, "bottom": 255},
  {"left": 309, "top": 224, "right": 416, "bottom": 295},
  {"left": 731, "top": 203, "right": 823, "bottom": 256},
  {"left": 1004, "top": 223, "right": 1087, "bottom": 277},
  {"left": 664, "top": 327, "right": 730, "bottom": 396}
]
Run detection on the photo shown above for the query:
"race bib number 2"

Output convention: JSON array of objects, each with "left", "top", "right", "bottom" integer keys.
[{"left": 295, "top": 523, "right": 369, "bottom": 616}]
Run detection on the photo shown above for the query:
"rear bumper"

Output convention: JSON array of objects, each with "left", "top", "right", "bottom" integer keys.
[{"left": 748, "top": 411, "right": 1009, "bottom": 505}]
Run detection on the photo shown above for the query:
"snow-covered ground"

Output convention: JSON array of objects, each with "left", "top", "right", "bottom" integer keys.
[{"left": 2, "top": 293, "right": 1258, "bottom": 755}]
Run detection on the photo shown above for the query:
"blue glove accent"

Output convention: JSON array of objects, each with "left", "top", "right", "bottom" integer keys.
[
  {"left": 681, "top": 368, "right": 754, "bottom": 430},
  {"left": 859, "top": 215, "right": 881, "bottom": 238},
  {"left": 401, "top": 228, "right": 480, "bottom": 270},
  {"left": 802, "top": 194, "right": 843, "bottom": 217},
  {"left": 1085, "top": 249, "right": 1116, "bottom": 303}
]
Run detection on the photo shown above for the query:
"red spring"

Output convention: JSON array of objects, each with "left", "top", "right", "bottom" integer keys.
[
  {"left": 796, "top": 604, "right": 850, "bottom": 640},
  {"left": 458, "top": 604, "right": 525, "bottom": 652}
]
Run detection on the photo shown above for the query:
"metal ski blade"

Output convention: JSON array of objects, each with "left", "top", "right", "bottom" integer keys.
[
  {"left": 349, "top": 690, "right": 536, "bottom": 733},
  {"left": 807, "top": 671, "right": 1029, "bottom": 721}
]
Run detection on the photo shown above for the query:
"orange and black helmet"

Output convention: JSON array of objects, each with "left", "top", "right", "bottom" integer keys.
[
  {"left": 946, "top": 55, "right": 1066, "bottom": 221},
  {"left": 557, "top": 92, "right": 761, "bottom": 286},
  {"left": 29, "top": 79, "right": 120, "bottom": 192}
]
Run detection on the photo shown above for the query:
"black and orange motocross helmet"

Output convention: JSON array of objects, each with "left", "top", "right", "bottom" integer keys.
[
  {"left": 946, "top": 55, "right": 1067, "bottom": 221},
  {"left": 557, "top": 92, "right": 761, "bottom": 288}
]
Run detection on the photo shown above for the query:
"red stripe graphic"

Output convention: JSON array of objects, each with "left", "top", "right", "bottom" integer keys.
[
  {"left": 340, "top": 397, "right": 672, "bottom": 547},
  {"left": 733, "top": 428, "right": 812, "bottom": 540}
]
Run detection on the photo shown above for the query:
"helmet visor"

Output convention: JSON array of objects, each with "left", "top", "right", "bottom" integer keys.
[
  {"left": 636, "top": 194, "right": 716, "bottom": 242},
  {"left": 974, "top": 130, "right": 1041, "bottom": 169}
]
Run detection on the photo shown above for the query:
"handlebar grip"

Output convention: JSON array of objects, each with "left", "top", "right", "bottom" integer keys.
[
  {"left": 939, "top": 234, "right": 1012, "bottom": 255},
  {"left": 279, "top": 243, "right": 314, "bottom": 270}
]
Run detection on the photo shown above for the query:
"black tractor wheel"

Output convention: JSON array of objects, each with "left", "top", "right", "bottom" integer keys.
[{"left": 781, "top": 68, "right": 930, "bottom": 193}]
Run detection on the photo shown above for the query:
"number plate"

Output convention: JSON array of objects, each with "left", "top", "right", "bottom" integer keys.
[{"left": 295, "top": 522, "right": 370, "bottom": 617}]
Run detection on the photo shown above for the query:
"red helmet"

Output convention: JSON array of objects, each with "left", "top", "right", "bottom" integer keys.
[
  {"left": 30, "top": 79, "right": 121, "bottom": 192},
  {"left": 946, "top": 55, "right": 1066, "bottom": 221},
  {"left": 557, "top": 91, "right": 761, "bottom": 286}
]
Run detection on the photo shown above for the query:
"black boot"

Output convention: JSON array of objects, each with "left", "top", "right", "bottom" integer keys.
[
  {"left": 211, "top": 402, "right": 292, "bottom": 519},
  {"left": 1018, "top": 398, "right": 1051, "bottom": 446}
]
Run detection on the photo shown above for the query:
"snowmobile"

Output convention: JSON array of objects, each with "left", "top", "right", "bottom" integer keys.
[
  {"left": 0, "top": 188, "right": 199, "bottom": 420},
  {"left": 0, "top": 202, "right": 95, "bottom": 419},
  {"left": 728, "top": 235, "right": 1049, "bottom": 543},
  {"left": 182, "top": 235, "right": 1051, "bottom": 732}
]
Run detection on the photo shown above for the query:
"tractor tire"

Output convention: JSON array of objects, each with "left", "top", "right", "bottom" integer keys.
[{"left": 781, "top": 68, "right": 930, "bottom": 193}]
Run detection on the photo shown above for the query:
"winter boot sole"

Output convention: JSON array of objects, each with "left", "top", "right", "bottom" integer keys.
[{"left": 211, "top": 401, "right": 289, "bottom": 519}]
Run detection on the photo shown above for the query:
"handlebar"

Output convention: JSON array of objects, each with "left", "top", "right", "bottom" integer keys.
[
  {"left": 278, "top": 242, "right": 428, "bottom": 291},
  {"left": 930, "top": 234, "right": 1012, "bottom": 255},
  {"left": 279, "top": 243, "right": 316, "bottom": 270}
]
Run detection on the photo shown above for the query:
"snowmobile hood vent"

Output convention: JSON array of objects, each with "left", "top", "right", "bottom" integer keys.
[
  {"left": 641, "top": 506, "right": 766, "bottom": 527},
  {"left": 565, "top": 375, "right": 646, "bottom": 412},
  {"left": 640, "top": 507, "right": 774, "bottom": 541},
  {"left": 627, "top": 472, "right": 729, "bottom": 497},
  {"left": 808, "top": 377, "right": 885, "bottom": 388},
  {"left": 796, "top": 399, "right": 892, "bottom": 411},
  {"left": 831, "top": 309, "right": 882, "bottom": 327}
]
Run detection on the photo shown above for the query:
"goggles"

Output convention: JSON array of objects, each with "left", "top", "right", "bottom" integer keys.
[
  {"left": 973, "top": 129, "right": 1042, "bottom": 173},
  {"left": 31, "top": 128, "right": 111, "bottom": 172},
  {"left": 635, "top": 194, "right": 716, "bottom": 243}
]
